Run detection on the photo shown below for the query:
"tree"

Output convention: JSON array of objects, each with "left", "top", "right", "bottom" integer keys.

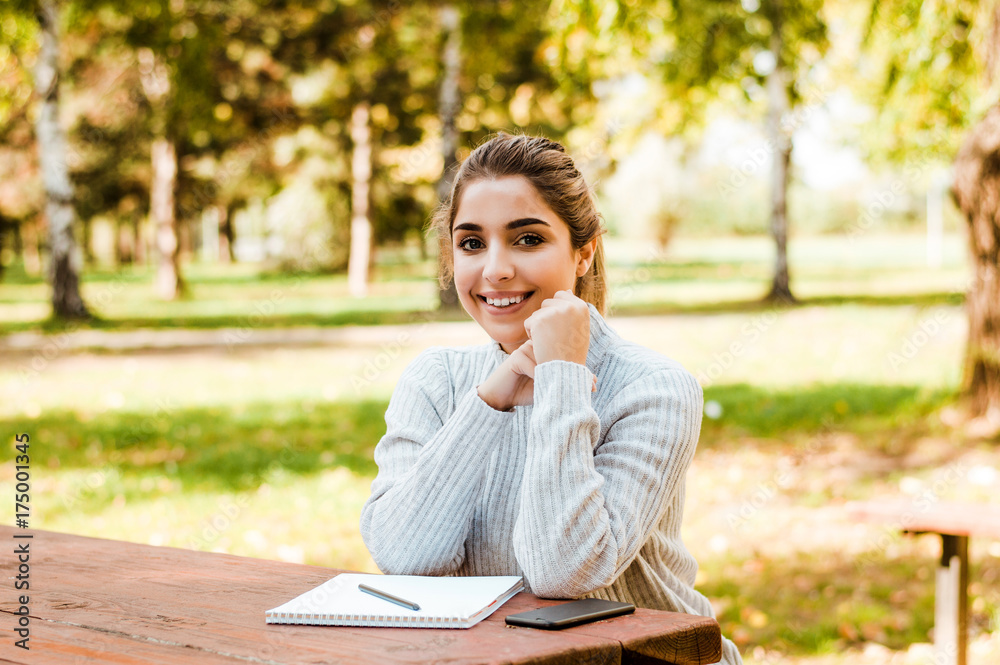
[
  {"left": 34, "top": 0, "right": 90, "bottom": 318},
  {"left": 436, "top": 3, "right": 462, "bottom": 310},
  {"left": 952, "top": 105, "right": 1000, "bottom": 426},
  {"left": 861, "top": 0, "right": 1000, "bottom": 427},
  {"left": 137, "top": 46, "right": 182, "bottom": 299},
  {"left": 348, "top": 98, "right": 374, "bottom": 297},
  {"left": 549, "top": 0, "right": 828, "bottom": 302}
]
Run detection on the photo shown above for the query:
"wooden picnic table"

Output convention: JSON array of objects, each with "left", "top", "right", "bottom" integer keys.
[
  {"left": 0, "top": 526, "right": 722, "bottom": 664},
  {"left": 847, "top": 500, "right": 1000, "bottom": 665}
]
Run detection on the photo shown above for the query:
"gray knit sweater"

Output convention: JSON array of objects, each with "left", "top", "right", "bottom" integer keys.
[{"left": 360, "top": 302, "right": 742, "bottom": 664}]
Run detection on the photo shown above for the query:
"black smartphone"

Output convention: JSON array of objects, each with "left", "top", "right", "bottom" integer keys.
[{"left": 504, "top": 599, "right": 635, "bottom": 630}]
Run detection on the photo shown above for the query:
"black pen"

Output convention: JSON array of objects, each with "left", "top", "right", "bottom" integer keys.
[{"left": 358, "top": 583, "right": 421, "bottom": 611}]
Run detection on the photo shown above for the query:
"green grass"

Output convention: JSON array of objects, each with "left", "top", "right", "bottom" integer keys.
[
  {"left": 701, "top": 383, "right": 954, "bottom": 445},
  {"left": 8, "top": 399, "right": 386, "bottom": 491},
  {"left": 699, "top": 550, "right": 944, "bottom": 655},
  {"left": 1, "top": 383, "right": 954, "bottom": 499}
]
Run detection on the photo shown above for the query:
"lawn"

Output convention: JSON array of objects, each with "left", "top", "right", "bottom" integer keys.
[{"left": 1, "top": 230, "right": 998, "bottom": 664}]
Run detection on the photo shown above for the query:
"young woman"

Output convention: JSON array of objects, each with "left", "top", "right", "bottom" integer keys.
[{"left": 360, "top": 132, "right": 742, "bottom": 664}]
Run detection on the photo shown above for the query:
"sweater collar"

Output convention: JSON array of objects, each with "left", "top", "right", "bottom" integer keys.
[{"left": 490, "top": 302, "right": 614, "bottom": 371}]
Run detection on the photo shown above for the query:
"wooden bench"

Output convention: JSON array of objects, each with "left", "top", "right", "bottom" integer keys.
[{"left": 847, "top": 500, "right": 1000, "bottom": 665}]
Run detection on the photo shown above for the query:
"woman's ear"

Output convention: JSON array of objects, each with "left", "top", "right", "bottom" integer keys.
[{"left": 575, "top": 237, "right": 598, "bottom": 277}]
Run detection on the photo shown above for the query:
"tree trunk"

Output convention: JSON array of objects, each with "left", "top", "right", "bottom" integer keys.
[
  {"left": 178, "top": 212, "right": 193, "bottom": 261},
  {"left": 139, "top": 48, "right": 183, "bottom": 299},
  {"left": 116, "top": 215, "right": 135, "bottom": 265},
  {"left": 764, "top": 14, "right": 796, "bottom": 304},
  {"left": 951, "top": 104, "right": 1000, "bottom": 424},
  {"left": 21, "top": 216, "right": 42, "bottom": 276},
  {"left": 151, "top": 137, "right": 182, "bottom": 299},
  {"left": 219, "top": 204, "right": 235, "bottom": 263},
  {"left": 34, "top": 0, "right": 90, "bottom": 319},
  {"left": 0, "top": 213, "right": 7, "bottom": 281},
  {"left": 348, "top": 100, "right": 373, "bottom": 298},
  {"left": 437, "top": 4, "right": 462, "bottom": 310},
  {"left": 133, "top": 214, "right": 146, "bottom": 266}
]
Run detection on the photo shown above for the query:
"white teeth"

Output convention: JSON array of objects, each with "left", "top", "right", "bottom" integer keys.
[{"left": 486, "top": 294, "right": 526, "bottom": 307}]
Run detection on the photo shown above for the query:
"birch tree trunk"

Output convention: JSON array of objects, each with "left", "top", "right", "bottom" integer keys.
[
  {"left": 150, "top": 137, "right": 181, "bottom": 299},
  {"left": 35, "top": 0, "right": 90, "bottom": 319},
  {"left": 765, "top": 21, "right": 795, "bottom": 304},
  {"left": 951, "top": 104, "right": 1000, "bottom": 426},
  {"left": 348, "top": 100, "right": 373, "bottom": 298},
  {"left": 437, "top": 4, "right": 462, "bottom": 310},
  {"left": 138, "top": 48, "right": 182, "bottom": 300}
]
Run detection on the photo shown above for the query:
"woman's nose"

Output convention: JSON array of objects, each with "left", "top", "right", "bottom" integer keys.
[{"left": 483, "top": 247, "right": 514, "bottom": 282}]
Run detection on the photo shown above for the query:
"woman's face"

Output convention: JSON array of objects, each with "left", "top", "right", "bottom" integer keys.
[{"left": 451, "top": 175, "right": 594, "bottom": 355}]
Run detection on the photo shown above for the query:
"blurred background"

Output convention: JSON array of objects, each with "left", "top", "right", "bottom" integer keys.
[{"left": 2, "top": 0, "right": 1000, "bottom": 663}]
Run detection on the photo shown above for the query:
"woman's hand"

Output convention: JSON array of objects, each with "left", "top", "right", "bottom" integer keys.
[
  {"left": 523, "top": 290, "right": 591, "bottom": 366},
  {"left": 477, "top": 340, "right": 539, "bottom": 412},
  {"left": 477, "top": 291, "right": 595, "bottom": 412}
]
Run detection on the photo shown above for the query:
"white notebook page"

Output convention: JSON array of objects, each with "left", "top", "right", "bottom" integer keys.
[{"left": 265, "top": 573, "right": 523, "bottom": 627}]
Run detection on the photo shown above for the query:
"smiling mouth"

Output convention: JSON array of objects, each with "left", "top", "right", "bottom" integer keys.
[{"left": 478, "top": 292, "right": 534, "bottom": 308}]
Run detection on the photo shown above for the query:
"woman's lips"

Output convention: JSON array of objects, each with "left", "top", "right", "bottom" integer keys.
[{"left": 479, "top": 291, "right": 533, "bottom": 315}]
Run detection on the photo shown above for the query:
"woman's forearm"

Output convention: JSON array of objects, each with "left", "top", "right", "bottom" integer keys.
[{"left": 361, "top": 383, "right": 515, "bottom": 575}]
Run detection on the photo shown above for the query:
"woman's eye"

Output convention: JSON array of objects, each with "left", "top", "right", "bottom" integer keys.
[{"left": 458, "top": 235, "right": 541, "bottom": 251}]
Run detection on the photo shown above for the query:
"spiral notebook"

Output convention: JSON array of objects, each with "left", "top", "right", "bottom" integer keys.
[{"left": 265, "top": 573, "right": 524, "bottom": 629}]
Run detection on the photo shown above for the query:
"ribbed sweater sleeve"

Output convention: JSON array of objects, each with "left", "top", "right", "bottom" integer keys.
[
  {"left": 513, "top": 359, "right": 703, "bottom": 598},
  {"left": 359, "top": 348, "right": 515, "bottom": 575}
]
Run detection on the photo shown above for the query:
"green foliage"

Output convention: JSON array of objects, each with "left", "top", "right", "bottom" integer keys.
[
  {"left": 0, "top": 0, "right": 602, "bottom": 274},
  {"left": 549, "top": 0, "right": 829, "bottom": 134},
  {"left": 857, "top": 0, "right": 1000, "bottom": 164}
]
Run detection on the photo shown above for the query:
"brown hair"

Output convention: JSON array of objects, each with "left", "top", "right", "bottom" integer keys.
[{"left": 428, "top": 131, "right": 608, "bottom": 316}]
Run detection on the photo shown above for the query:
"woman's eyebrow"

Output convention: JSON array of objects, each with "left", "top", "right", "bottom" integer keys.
[{"left": 453, "top": 218, "right": 551, "bottom": 233}]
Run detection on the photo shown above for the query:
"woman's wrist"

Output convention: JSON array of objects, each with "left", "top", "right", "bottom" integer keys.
[{"left": 477, "top": 383, "right": 512, "bottom": 412}]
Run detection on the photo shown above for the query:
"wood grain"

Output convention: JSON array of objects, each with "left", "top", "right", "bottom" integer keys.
[{"left": 0, "top": 527, "right": 720, "bottom": 664}]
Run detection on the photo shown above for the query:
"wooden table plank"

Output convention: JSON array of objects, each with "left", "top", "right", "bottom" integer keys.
[
  {"left": 564, "top": 611, "right": 721, "bottom": 665},
  {"left": 2, "top": 621, "right": 251, "bottom": 665},
  {"left": 494, "top": 596, "right": 720, "bottom": 665},
  {"left": 0, "top": 527, "right": 719, "bottom": 664},
  {"left": 845, "top": 500, "right": 1000, "bottom": 538}
]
